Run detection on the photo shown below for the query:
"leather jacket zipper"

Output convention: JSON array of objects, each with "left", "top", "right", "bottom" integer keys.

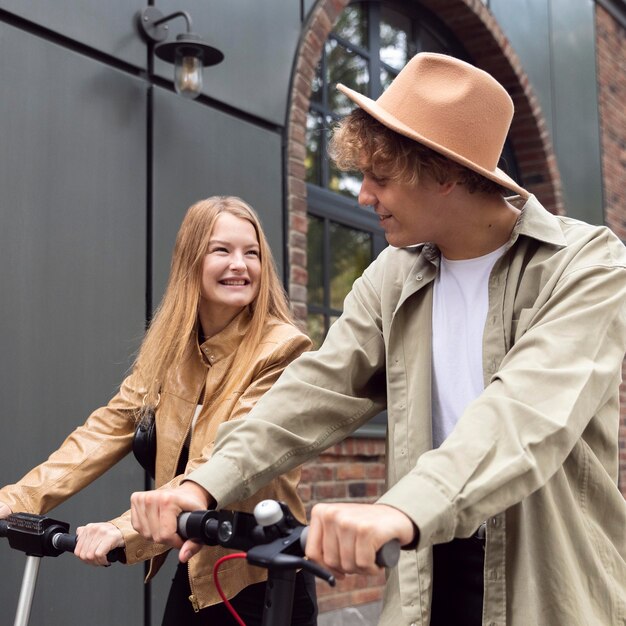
[
  {"left": 188, "top": 589, "right": 200, "bottom": 613},
  {"left": 182, "top": 386, "right": 205, "bottom": 613}
]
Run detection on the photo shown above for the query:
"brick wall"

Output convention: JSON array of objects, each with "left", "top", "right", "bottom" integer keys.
[
  {"left": 595, "top": 3, "right": 626, "bottom": 494},
  {"left": 297, "top": 439, "right": 388, "bottom": 612}
]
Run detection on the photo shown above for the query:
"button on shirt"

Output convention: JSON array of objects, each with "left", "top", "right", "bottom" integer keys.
[{"left": 189, "top": 195, "right": 626, "bottom": 625}]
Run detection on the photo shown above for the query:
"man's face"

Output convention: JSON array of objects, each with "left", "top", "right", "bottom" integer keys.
[{"left": 357, "top": 167, "right": 446, "bottom": 248}]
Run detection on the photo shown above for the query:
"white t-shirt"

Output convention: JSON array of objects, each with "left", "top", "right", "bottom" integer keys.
[
  {"left": 184, "top": 403, "right": 203, "bottom": 448},
  {"left": 431, "top": 245, "right": 506, "bottom": 447}
]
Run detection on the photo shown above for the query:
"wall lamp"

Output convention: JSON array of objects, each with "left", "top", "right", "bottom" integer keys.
[{"left": 136, "top": 7, "right": 224, "bottom": 99}]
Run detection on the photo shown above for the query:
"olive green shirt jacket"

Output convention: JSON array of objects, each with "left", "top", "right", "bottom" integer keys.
[{"left": 188, "top": 195, "right": 626, "bottom": 626}]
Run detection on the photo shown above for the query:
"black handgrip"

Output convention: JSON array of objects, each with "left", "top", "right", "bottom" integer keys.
[
  {"left": 177, "top": 511, "right": 219, "bottom": 543},
  {"left": 0, "top": 519, "right": 7, "bottom": 538},
  {"left": 177, "top": 510, "right": 258, "bottom": 552},
  {"left": 51, "top": 533, "right": 126, "bottom": 563},
  {"left": 299, "top": 527, "right": 401, "bottom": 568},
  {"left": 374, "top": 539, "right": 401, "bottom": 568}
]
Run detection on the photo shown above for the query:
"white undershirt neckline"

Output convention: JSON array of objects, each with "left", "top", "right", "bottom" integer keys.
[
  {"left": 184, "top": 404, "right": 203, "bottom": 448},
  {"left": 431, "top": 244, "right": 506, "bottom": 448}
]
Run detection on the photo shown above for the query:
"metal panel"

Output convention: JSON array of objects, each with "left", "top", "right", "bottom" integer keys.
[
  {"left": 151, "top": 87, "right": 284, "bottom": 305},
  {"left": 0, "top": 22, "right": 146, "bottom": 625},
  {"left": 490, "top": 0, "right": 603, "bottom": 224},
  {"left": 153, "top": 0, "right": 302, "bottom": 125},
  {"left": 304, "top": 0, "right": 318, "bottom": 21},
  {"left": 489, "top": 0, "right": 554, "bottom": 132},
  {"left": 548, "top": 0, "right": 603, "bottom": 224},
  {"left": 0, "top": 0, "right": 147, "bottom": 67}
]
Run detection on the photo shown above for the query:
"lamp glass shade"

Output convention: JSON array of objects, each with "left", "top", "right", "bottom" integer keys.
[{"left": 174, "top": 53, "right": 203, "bottom": 99}]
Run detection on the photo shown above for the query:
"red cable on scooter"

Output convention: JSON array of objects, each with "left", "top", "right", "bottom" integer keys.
[{"left": 213, "top": 552, "right": 248, "bottom": 626}]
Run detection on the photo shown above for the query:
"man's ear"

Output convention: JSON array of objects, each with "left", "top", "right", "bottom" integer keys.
[{"left": 439, "top": 180, "right": 458, "bottom": 196}]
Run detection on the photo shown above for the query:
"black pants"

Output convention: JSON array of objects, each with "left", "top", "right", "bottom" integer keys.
[
  {"left": 162, "top": 562, "right": 318, "bottom": 625},
  {"left": 430, "top": 536, "right": 485, "bottom": 626}
]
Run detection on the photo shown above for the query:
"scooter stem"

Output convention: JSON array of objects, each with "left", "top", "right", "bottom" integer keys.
[{"left": 14, "top": 555, "right": 41, "bottom": 626}]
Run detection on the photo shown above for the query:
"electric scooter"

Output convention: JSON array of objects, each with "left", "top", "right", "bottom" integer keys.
[{"left": 1, "top": 501, "right": 400, "bottom": 626}]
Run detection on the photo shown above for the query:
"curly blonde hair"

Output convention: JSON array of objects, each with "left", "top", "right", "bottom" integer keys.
[{"left": 329, "top": 109, "right": 506, "bottom": 195}]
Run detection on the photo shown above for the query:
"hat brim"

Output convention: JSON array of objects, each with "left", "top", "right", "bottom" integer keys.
[{"left": 337, "top": 84, "right": 529, "bottom": 199}]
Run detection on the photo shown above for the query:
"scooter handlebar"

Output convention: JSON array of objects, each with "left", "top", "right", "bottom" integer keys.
[
  {"left": 0, "top": 514, "right": 125, "bottom": 562},
  {"left": 298, "top": 526, "right": 401, "bottom": 568},
  {"left": 50, "top": 533, "right": 126, "bottom": 563},
  {"left": 176, "top": 505, "right": 401, "bottom": 569}
]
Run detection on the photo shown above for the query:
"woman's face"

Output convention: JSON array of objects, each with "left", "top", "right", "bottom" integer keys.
[{"left": 198, "top": 212, "right": 262, "bottom": 337}]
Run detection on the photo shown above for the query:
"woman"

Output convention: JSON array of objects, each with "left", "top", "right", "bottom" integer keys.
[{"left": 0, "top": 196, "right": 316, "bottom": 625}]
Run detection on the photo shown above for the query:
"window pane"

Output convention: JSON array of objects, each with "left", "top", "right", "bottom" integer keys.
[
  {"left": 306, "top": 312, "right": 326, "bottom": 349},
  {"left": 307, "top": 215, "right": 324, "bottom": 307},
  {"left": 310, "top": 60, "right": 323, "bottom": 104},
  {"left": 329, "top": 157, "right": 361, "bottom": 200},
  {"left": 326, "top": 39, "right": 369, "bottom": 116},
  {"left": 329, "top": 222, "right": 372, "bottom": 309},
  {"left": 418, "top": 24, "right": 448, "bottom": 54},
  {"left": 332, "top": 3, "right": 368, "bottom": 48},
  {"left": 305, "top": 112, "right": 323, "bottom": 186},
  {"left": 328, "top": 314, "right": 340, "bottom": 335},
  {"left": 380, "top": 6, "right": 411, "bottom": 70},
  {"left": 380, "top": 66, "right": 398, "bottom": 92}
]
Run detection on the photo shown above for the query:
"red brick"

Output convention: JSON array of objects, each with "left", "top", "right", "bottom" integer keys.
[
  {"left": 336, "top": 463, "right": 366, "bottom": 480},
  {"left": 314, "top": 481, "right": 347, "bottom": 500}
]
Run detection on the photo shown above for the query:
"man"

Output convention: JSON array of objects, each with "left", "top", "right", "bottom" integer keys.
[{"left": 130, "top": 53, "right": 626, "bottom": 625}]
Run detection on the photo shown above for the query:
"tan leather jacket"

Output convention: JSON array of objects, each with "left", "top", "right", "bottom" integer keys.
[{"left": 0, "top": 311, "right": 311, "bottom": 610}]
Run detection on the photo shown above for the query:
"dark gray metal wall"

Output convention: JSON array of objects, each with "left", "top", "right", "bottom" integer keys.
[
  {"left": 489, "top": 0, "right": 604, "bottom": 224},
  {"left": 0, "top": 1, "right": 305, "bottom": 624},
  {"left": 0, "top": 18, "right": 147, "bottom": 625}
]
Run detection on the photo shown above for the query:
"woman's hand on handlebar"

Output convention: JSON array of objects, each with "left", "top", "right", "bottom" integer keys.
[
  {"left": 74, "top": 522, "right": 125, "bottom": 566},
  {"left": 130, "top": 482, "right": 211, "bottom": 563},
  {"left": 0, "top": 503, "right": 12, "bottom": 519},
  {"left": 306, "top": 503, "right": 416, "bottom": 579}
]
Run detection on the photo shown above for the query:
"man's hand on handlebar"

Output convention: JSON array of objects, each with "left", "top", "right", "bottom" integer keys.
[
  {"left": 306, "top": 503, "right": 416, "bottom": 579},
  {"left": 0, "top": 503, "right": 11, "bottom": 519},
  {"left": 130, "top": 481, "right": 212, "bottom": 563},
  {"left": 74, "top": 522, "right": 125, "bottom": 567}
]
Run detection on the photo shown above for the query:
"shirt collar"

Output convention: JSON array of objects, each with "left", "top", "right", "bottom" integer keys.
[
  {"left": 196, "top": 308, "right": 252, "bottom": 366},
  {"left": 507, "top": 194, "right": 567, "bottom": 248}
]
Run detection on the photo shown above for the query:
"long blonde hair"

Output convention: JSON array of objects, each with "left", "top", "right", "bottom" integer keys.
[{"left": 135, "top": 196, "right": 294, "bottom": 415}]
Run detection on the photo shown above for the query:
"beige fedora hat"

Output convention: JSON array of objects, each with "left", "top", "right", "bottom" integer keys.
[{"left": 337, "top": 52, "right": 528, "bottom": 198}]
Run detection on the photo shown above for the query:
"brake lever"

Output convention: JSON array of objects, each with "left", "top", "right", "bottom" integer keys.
[{"left": 245, "top": 526, "right": 335, "bottom": 586}]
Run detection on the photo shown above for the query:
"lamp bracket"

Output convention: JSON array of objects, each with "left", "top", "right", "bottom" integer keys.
[{"left": 137, "top": 8, "right": 193, "bottom": 43}]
